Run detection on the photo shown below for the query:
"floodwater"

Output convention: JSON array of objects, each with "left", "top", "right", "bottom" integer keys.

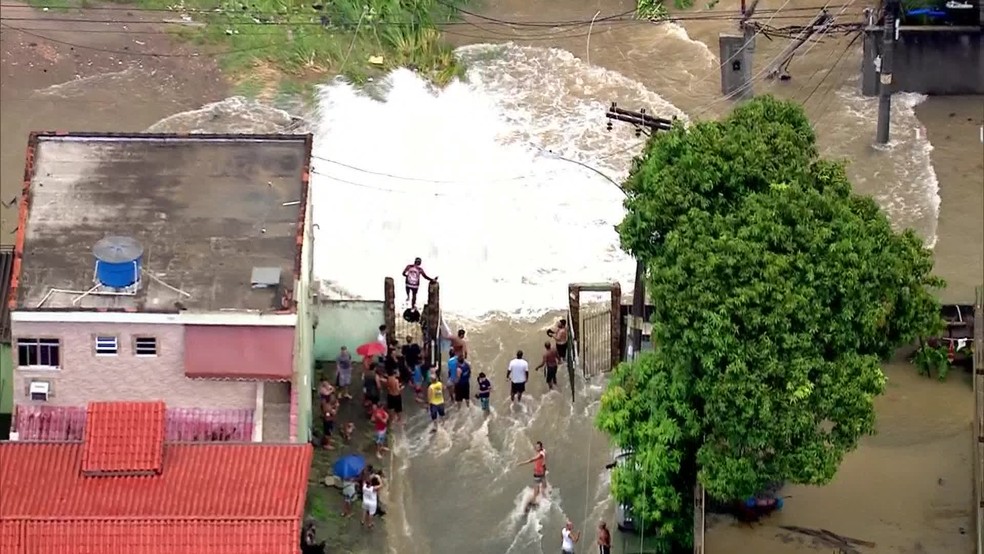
[{"left": 1, "top": 0, "right": 982, "bottom": 552}]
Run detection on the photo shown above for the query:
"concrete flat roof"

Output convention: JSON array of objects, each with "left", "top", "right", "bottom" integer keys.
[{"left": 10, "top": 133, "right": 312, "bottom": 313}]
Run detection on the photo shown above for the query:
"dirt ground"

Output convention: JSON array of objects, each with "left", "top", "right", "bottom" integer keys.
[{"left": 0, "top": 1, "right": 227, "bottom": 242}]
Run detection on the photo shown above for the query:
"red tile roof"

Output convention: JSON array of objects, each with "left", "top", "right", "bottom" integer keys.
[
  {"left": 82, "top": 401, "right": 166, "bottom": 475},
  {"left": 0, "top": 402, "right": 313, "bottom": 554}
]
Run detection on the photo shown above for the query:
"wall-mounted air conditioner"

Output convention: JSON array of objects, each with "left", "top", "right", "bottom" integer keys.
[{"left": 29, "top": 381, "right": 50, "bottom": 402}]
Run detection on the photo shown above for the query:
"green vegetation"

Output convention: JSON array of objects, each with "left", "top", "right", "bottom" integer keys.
[
  {"left": 636, "top": 0, "right": 695, "bottom": 20},
  {"left": 29, "top": 0, "right": 468, "bottom": 89},
  {"left": 596, "top": 96, "right": 944, "bottom": 552},
  {"left": 912, "top": 342, "right": 951, "bottom": 380}
]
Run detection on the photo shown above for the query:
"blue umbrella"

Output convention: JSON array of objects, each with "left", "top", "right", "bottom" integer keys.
[{"left": 333, "top": 454, "right": 366, "bottom": 480}]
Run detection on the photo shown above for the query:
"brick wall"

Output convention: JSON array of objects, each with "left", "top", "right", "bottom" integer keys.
[{"left": 11, "top": 321, "right": 256, "bottom": 410}]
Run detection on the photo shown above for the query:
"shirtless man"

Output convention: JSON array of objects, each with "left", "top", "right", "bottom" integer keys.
[
  {"left": 534, "top": 341, "right": 560, "bottom": 391},
  {"left": 385, "top": 369, "right": 404, "bottom": 424},
  {"left": 518, "top": 441, "right": 548, "bottom": 508},
  {"left": 402, "top": 257, "right": 436, "bottom": 309},
  {"left": 450, "top": 329, "right": 468, "bottom": 360},
  {"left": 547, "top": 319, "right": 569, "bottom": 364},
  {"left": 596, "top": 521, "right": 612, "bottom": 554}
]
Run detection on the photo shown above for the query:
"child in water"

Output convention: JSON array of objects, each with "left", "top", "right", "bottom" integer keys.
[{"left": 476, "top": 372, "right": 492, "bottom": 412}]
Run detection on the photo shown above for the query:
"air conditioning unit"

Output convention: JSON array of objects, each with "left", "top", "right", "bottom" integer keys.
[{"left": 29, "top": 381, "right": 50, "bottom": 402}]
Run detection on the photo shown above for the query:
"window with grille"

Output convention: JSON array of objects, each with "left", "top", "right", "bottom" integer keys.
[
  {"left": 16, "top": 338, "right": 61, "bottom": 368},
  {"left": 94, "top": 336, "right": 118, "bottom": 356},
  {"left": 134, "top": 336, "right": 158, "bottom": 356}
]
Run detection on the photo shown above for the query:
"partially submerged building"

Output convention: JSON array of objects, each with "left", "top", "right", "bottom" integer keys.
[
  {"left": 5, "top": 132, "right": 315, "bottom": 443},
  {"left": 0, "top": 400, "right": 313, "bottom": 554}
]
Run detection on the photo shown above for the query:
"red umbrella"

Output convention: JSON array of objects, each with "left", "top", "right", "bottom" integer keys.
[{"left": 356, "top": 341, "right": 386, "bottom": 358}]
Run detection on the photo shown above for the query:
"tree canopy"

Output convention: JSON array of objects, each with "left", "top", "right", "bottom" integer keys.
[{"left": 596, "top": 95, "right": 943, "bottom": 552}]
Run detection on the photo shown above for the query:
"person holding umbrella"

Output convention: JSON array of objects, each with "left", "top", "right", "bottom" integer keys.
[{"left": 333, "top": 454, "right": 365, "bottom": 519}]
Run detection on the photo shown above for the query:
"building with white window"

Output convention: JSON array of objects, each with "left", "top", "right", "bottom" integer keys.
[{"left": 5, "top": 132, "right": 316, "bottom": 444}]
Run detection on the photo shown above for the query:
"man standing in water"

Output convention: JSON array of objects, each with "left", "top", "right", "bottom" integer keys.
[
  {"left": 518, "top": 440, "right": 548, "bottom": 508},
  {"left": 454, "top": 354, "right": 472, "bottom": 409},
  {"left": 547, "top": 319, "right": 569, "bottom": 364},
  {"left": 507, "top": 350, "right": 529, "bottom": 403},
  {"left": 534, "top": 341, "right": 560, "bottom": 391},
  {"left": 450, "top": 328, "right": 468, "bottom": 360},
  {"left": 402, "top": 257, "right": 436, "bottom": 309},
  {"left": 596, "top": 521, "right": 612, "bottom": 554},
  {"left": 427, "top": 374, "right": 446, "bottom": 432},
  {"left": 561, "top": 520, "right": 581, "bottom": 554},
  {"left": 336, "top": 346, "right": 353, "bottom": 399}
]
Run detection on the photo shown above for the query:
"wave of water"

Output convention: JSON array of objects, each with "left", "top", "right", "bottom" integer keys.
[
  {"left": 821, "top": 88, "right": 941, "bottom": 248},
  {"left": 309, "top": 43, "right": 685, "bottom": 320}
]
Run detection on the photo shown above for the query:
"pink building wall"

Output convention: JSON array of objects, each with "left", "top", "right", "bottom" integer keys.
[{"left": 10, "top": 321, "right": 256, "bottom": 410}]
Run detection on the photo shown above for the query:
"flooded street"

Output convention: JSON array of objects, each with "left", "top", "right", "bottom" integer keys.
[{"left": 1, "top": 0, "right": 982, "bottom": 552}]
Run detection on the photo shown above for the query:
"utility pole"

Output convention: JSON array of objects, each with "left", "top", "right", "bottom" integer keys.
[
  {"left": 605, "top": 104, "right": 673, "bottom": 359},
  {"left": 764, "top": 10, "right": 831, "bottom": 80},
  {"left": 721, "top": 0, "right": 758, "bottom": 99},
  {"left": 876, "top": 0, "right": 899, "bottom": 144}
]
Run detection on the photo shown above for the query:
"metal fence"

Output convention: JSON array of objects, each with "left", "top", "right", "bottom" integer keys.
[
  {"left": 975, "top": 286, "right": 983, "bottom": 554},
  {"left": 580, "top": 307, "right": 614, "bottom": 378}
]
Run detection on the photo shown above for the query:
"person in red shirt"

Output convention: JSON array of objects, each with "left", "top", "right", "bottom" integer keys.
[
  {"left": 371, "top": 404, "right": 390, "bottom": 459},
  {"left": 518, "top": 440, "right": 548, "bottom": 510}
]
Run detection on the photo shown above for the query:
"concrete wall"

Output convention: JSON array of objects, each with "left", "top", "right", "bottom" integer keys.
[
  {"left": 10, "top": 321, "right": 256, "bottom": 410},
  {"left": 292, "top": 194, "right": 316, "bottom": 444},
  {"left": 314, "top": 300, "right": 385, "bottom": 362},
  {"left": 0, "top": 344, "right": 11, "bottom": 415},
  {"left": 862, "top": 26, "right": 984, "bottom": 96}
]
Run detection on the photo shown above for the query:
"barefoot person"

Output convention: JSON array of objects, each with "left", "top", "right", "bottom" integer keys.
[
  {"left": 476, "top": 371, "right": 492, "bottom": 412},
  {"left": 402, "top": 257, "right": 436, "bottom": 309},
  {"left": 454, "top": 355, "right": 472, "bottom": 409},
  {"left": 548, "top": 319, "right": 569, "bottom": 364},
  {"left": 561, "top": 520, "right": 581, "bottom": 554},
  {"left": 597, "top": 521, "right": 612, "bottom": 554},
  {"left": 336, "top": 346, "right": 354, "bottom": 399},
  {"left": 534, "top": 341, "right": 560, "bottom": 391},
  {"left": 385, "top": 369, "right": 404, "bottom": 424},
  {"left": 361, "top": 475, "right": 383, "bottom": 529},
  {"left": 427, "top": 374, "right": 447, "bottom": 432},
  {"left": 450, "top": 329, "right": 469, "bottom": 360},
  {"left": 508, "top": 350, "right": 529, "bottom": 403},
  {"left": 371, "top": 403, "right": 390, "bottom": 459},
  {"left": 518, "top": 441, "right": 548, "bottom": 507}
]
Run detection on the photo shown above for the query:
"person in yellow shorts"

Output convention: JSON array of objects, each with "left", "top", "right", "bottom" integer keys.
[{"left": 427, "top": 374, "right": 446, "bottom": 433}]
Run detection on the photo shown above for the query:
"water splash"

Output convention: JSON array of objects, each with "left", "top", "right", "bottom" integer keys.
[
  {"left": 310, "top": 44, "right": 685, "bottom": 320},
  {"left": 144, "top": 96, "right": 304, "bottom": 134}
]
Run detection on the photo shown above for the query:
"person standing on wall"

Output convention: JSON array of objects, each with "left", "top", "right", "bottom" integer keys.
[{"left": 402, "top": 257, "right": 436, "bottom": 309}]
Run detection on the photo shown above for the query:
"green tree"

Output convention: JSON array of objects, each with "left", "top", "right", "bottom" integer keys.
[{"left": 597, "top": 96, "right": 943, "bottom": 552}]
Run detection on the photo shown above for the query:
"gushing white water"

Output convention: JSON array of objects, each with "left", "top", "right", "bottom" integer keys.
[{"left": 310, "top": 44, "right": 685, "bottom": 320}]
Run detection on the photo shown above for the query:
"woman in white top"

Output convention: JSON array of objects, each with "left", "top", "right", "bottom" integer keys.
[{"left": 361, "top": 476, "right": 383, "bottom": 529}]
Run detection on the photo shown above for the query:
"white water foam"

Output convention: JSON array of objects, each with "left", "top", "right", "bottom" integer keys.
[
  {"left": 821, "top": 89, "right": 941, "bottom": 248},
  {"left": 144, "top": 96, "right": 302, "bottom": 134},
  {"left": 310, "top": 43, "right": 685, "bottom": 320}
]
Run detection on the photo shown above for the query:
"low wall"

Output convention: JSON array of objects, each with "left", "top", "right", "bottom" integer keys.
[
  {"left": 862, "top": 26, "right": 984, "bottom": 96},
  {"left": 975, "top": 286, "right": 983, "bottom": 554},
  {"left": 313, "top": 299, "right": 384, "bottom": 362}
]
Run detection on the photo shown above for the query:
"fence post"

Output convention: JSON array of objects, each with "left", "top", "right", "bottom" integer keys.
[
  {"left": 610, "top": 282, "right": 622, "bottom": 371},
  {"left": 426, "top": 281, "right": 441, "bottom": 366},
  {"left": 569, "top": 284, "right": 581, "bottom": 366},
  {"left": 384, "top": 277, "right": 396, "bottom": 346}
]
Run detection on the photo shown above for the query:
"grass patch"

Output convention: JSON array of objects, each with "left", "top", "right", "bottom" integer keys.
[{"left": 25, "top": 0, "right": 470, "bottom": 88}]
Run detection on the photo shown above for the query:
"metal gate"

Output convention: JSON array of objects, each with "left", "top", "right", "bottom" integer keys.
[{"left": 580, "top": 308, "right": 613, "bottom": 378}]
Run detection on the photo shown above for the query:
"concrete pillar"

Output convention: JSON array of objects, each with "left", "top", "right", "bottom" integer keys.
[
  {"left": 252, "top": 381, "right": 265, "bottom": 443},
  {"left": 719, "top": 34, "right": 753, "bottom": 99},
  {"left": 609, "top": 283, "right": 622, "bottom": 371},
  {"left": 383, "top": 277, "right": 396, "bottom": 346},
  {"left": 861, "top": 27, "right": 881, "bottom": 97}
]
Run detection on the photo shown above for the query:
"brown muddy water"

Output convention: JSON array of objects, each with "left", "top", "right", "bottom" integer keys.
[{"left": 1, "top": 1, "right": 982, "bottom": 553}]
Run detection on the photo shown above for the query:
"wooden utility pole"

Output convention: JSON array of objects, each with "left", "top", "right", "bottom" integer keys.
[
  {"left": 604, "top": 104, "right": 673, "bottom": 359},
  {"left": 876, "top": 0, "right": 900, "bottom": 144}
]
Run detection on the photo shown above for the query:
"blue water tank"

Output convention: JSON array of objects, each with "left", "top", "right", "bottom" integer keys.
[{"left": 92, "top": 236, "right": 143, "bottom": 288}]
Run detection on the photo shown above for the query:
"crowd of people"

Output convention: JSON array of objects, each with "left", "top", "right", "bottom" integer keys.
[{"left": 317, "top": 262, "right": 611, "bottom": 550}]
